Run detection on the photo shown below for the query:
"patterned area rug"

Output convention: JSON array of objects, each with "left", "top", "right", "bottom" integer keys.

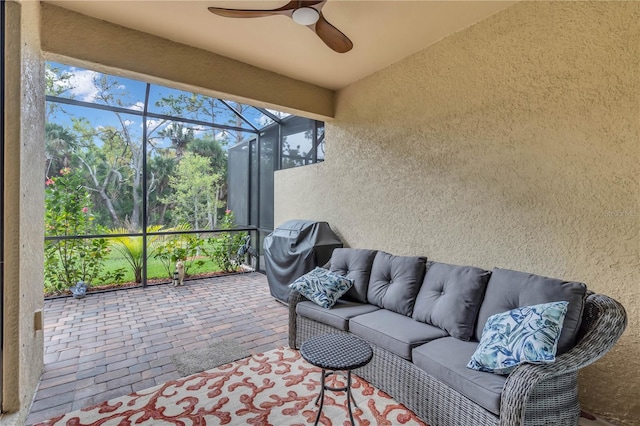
[{"left": 36, "top": 347, "right": 426, "bottom": 425}]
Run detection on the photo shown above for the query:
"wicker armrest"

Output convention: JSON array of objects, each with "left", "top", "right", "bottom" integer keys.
[
  {"left": 499, "top": 294, "right": 627, "bottom": 425},
  {"left": 288, "top": 290, "right": 308, "bottom": 349}
]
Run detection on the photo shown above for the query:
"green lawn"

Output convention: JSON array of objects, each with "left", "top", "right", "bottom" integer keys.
[
  {"left": 44, "top": 230, "right": 250, "bottom": 296},
  {"left": 99, "top": 250, "right": 222, "bottom": 284},
  {"left": 44, "top": 236, "right": 244, "bottom": 296}
]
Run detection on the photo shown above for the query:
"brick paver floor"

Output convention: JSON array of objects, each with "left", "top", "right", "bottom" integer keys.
[
  {"left": 25, "top": 272, "right": 621, "bottom": 426},
  {"left": 26, "top": 273, "right": 289, "bottom": 425}
]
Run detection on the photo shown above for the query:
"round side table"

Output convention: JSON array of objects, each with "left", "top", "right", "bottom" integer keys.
[{"left": 300, "top": 333, "right": 373, "bottom": 426}]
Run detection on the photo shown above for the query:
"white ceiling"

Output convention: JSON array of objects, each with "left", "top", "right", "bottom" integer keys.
[{"left": 45, "top": 1, "right": 515, "bottom": 90}]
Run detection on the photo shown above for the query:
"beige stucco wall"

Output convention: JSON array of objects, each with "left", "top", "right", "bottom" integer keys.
[
  {"left": 39, "top": 3, "right": 334, "bottom": 121},
  {"left": 275, "top": 2, "right": 639, "bottom": 424},
  {"left": 1, "top": 0, "right": 45, "bottom": 423}
]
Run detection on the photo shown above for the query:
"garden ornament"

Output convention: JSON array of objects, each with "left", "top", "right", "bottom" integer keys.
[
  {"left": 237, "top": 235, "right": 259, "bottom": 261},
  {"left": 70, "top": 281, "right": 88, "bottom": 298}
]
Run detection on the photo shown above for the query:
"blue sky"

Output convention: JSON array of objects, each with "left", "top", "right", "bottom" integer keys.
[
  {"left": 46, "top": 62, "right": 280, "bottom": 147},
  {"left": 46, "top": 62, "right": 314, "bottom": 154}
]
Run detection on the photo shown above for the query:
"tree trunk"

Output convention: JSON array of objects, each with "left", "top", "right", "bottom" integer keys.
[
  {"left": 194, "top": 198, "right": 200, "bottom": 257},
  {"left": 79, "top": 157, "right": 121, "bottom": 226},
  {"left": 193, "top": 197, "right": 199, "bottom": 230},
  {"left": 159, "top": 203, "right": 168, "bottom": 226},
  {"left": 99, "top": 187, "right": 121, "bottom": 226},
  {"left": 115, "top": 111, "right": 142, "bottom": 231},
  {"left": 213, "top": 186, "right": 221, "bottom": 228},
  {"left": 206, "top": 197, "right": 214, "bottom": 229},
  {"left": 145, "top": 172, "right": 156, "bottom": 226},
  {"left": 130, "top": 163, "right": 142, "bottom": 230}
]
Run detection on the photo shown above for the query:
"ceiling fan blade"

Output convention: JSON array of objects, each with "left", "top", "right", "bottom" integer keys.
[
  {"left": 208, "top": 1, "right": 323, "bottom": 19},
  {"left": 208, "top": 7, "right": 285, "bottom": 18},
  {"left": 314, "top": 12, "right": 353, "bottom": 53}
]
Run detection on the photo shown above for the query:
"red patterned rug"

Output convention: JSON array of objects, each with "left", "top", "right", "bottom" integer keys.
[{"left": 36, "top": 347, "right": 426, "bottom": 425}]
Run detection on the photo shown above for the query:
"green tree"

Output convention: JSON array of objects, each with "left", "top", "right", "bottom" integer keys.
[
  {"left": 154, "top": 93, "right": 249, "bottom": 147},
  {"left": 90, "top": 75, "right": 146, "bottom": 229},
  {"left": 45, "top": 122, "right": 78, "bottom": 176},
  {"left": 187, "top": 135, "right": 228, "bottom": 225},
  {"left": 158, "top": 122, "right": 194, "bottom": 159},
  {"left": 45, "top": 63, "right": 74, "bottom": 121},
  {"left": 62, "top": 74, "right": 165, "bottom": 230},
  {"left": 187, "top": 135, "right": 227, "bottom": 172},
  {"left": 163, "top": 152, "right": 222, "bottom": 230},
  {"left": 73, "top": 118, "right": 131, "bottom": 228},
  {"left": 44, "top": 167, "right": 110, "bottom": 292},
  {"left": 45, "top": 65, "right": 237, "bottom": 232},
  {"left": 147, "top": 155, "right": 176, "bottom": 226}
]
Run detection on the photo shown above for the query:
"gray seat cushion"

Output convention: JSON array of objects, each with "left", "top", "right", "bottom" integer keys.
[
  {"left": 296, "top": 300, "right": 380, "bottom": 331},
  {"left": 367, "top": 252, "right": 427, "bottom": 316},
  {"left": 349, "top": 309, "right": 447, "bottom": 360},
  {"left": 413, "top": 262, "right": 491, "bottom": 341},
  {"left": 330, "top": 248, "right": 378, "bottom": 303},
  {"left": 412, "top": 337, "right": 506, "bottom": 416},
  {"left": 475, "top": 268, "right": 587, "bottom": 354}
]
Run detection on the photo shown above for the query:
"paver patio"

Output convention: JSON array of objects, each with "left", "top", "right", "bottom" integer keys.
[
  {"left": 25, "top": 272, "right": 621, "bottom": 426},
  {"left": 26, "top": 272, "right": 289, "bottom": 425}
]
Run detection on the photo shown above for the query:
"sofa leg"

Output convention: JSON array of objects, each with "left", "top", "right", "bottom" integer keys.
[{"left": 580, "top": 410, "right": 597, "bottom": 420}]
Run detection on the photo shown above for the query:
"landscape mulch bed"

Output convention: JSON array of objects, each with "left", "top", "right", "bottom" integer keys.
[{"left": 44, "top": 270, "right": 242, "bottom": 299}]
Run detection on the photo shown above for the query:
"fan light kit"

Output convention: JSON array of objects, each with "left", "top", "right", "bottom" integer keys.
[
  {"left": 292, "top": 7, "right": 320, "bottom": 25},
  {"left": 208, "top": 0, "right": 353, "bottom": 53}
]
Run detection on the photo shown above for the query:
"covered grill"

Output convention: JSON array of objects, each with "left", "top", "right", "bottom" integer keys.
[{"left": 263, "top": 220, "right": 342, "bottom": 303}]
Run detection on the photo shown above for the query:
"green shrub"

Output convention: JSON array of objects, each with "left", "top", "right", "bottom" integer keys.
[
  {"left": 208, "top": 210, "right": 246, "bottom": 273},
  {"left": 153, "top": 223, "right": 205, "bottom": 279},
  {"left": 44, "top": 167, "right": 110, "bottom": 293},
  {"left": 109, "top": 225, "right": 163, "bottom": 283}
]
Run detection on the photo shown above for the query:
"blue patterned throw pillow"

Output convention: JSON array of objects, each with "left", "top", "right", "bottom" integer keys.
[
  {"left": 467, "top": 301, "right": 569, "bottom": 375},
  {"left": 289, "top": 267, "right": 354, "bottom": 309}
]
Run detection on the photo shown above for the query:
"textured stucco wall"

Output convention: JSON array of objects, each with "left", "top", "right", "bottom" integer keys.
[
  {"left": 275, "top": 2, "right": 639, "bottom": 424},
  {"left": 1, "top": 0, "right": 45, "bottom": 423},
  {"left": 39, "top": 3, "right": 334, "bottom": 120}
]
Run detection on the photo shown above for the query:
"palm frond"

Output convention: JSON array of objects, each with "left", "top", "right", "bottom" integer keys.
[{"left": 109, "top": 225, "right": 164, "bottom": 282}]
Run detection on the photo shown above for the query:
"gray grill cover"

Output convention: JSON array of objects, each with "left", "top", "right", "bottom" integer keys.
[{"left": 264, "top": 220, "right": 342, "bottom": 303}]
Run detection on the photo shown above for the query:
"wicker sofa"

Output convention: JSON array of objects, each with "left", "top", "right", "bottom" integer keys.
[{"left": 288, "top": 248, "right": 627, "bottom": 426}]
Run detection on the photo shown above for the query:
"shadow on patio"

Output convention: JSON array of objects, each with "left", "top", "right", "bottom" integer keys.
[{"left": 26, "top": 273, "right": 288, "bottom": 425}]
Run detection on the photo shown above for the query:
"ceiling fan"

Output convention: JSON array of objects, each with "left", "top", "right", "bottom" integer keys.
[{"left": 208, "top": 1, "right": 353, "bottom": 53}]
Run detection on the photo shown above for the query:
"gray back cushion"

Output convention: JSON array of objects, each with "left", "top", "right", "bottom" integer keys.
[
  {"left": 330, "top": 248, "right": 378, "bottom": 303},
  {"left": 413, "top": 262, "right": 491, "bottom": 341},
  {"left": 475, "top": 268, "right": 587, "bottom": 354},
  {"left": 367, "top": 251, "right": 427, "bottom": 316}
]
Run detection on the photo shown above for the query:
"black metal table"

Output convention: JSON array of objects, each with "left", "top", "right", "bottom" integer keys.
[{"left": 300, "top": 333, "right": 373, "bottom": 426}]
